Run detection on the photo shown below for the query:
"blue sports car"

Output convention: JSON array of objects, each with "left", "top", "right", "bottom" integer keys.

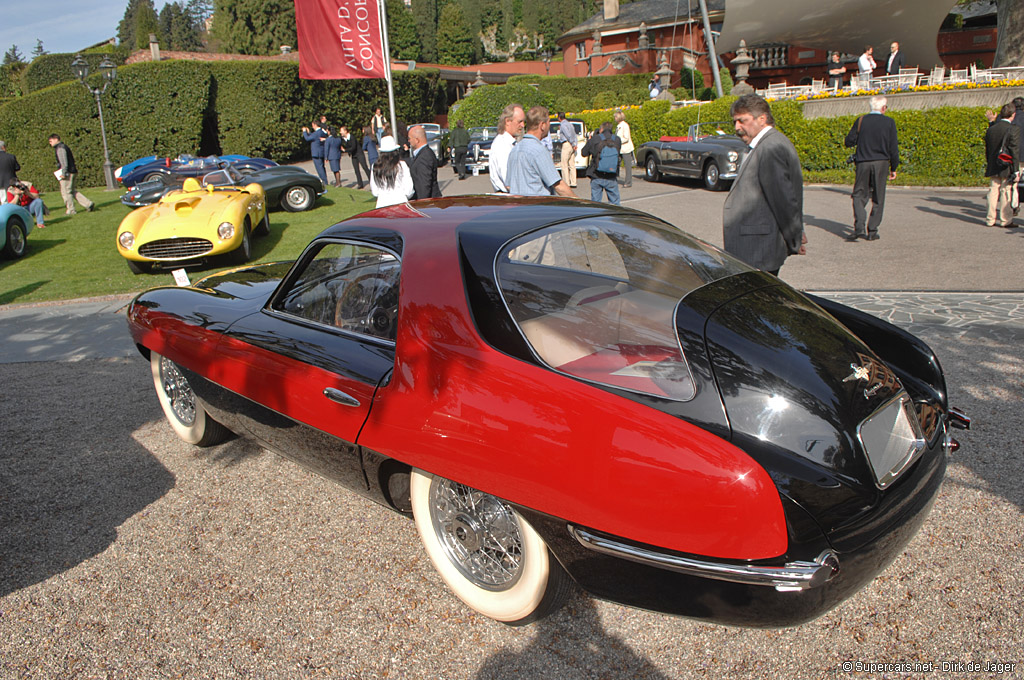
[
  {"left": 1, "top": 202, "right": 34, "bottom": 259},
  {"left": 118, "top": 155, "right": 275, "bottom": 188}
]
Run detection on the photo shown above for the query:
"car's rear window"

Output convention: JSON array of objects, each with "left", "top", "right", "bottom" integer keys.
[{"left": 495, "top": 216, "right": 749, "bottom": 400}]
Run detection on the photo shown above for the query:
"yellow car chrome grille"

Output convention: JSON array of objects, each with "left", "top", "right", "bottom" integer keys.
[{"left": 139, "top": 238, "right": 214, "bottom": 260}]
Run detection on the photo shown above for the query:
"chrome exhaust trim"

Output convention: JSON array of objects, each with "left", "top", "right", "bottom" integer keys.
[{"left": 948, "top": 407, "right": 971, "bottom": 430}]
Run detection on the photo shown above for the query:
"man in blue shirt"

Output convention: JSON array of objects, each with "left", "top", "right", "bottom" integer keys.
[{"left": 507, "top": 106, "right": 576, "bottom": 198}]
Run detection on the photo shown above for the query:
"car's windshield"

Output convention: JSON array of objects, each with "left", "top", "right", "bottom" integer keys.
[
  {"left": 201, "top": 167, "right": 244, "bottom": 187},
  {"left": 496, "top": 216, "right": 750, "bottom": 400},
  {"left": 470, "top": 127, "right": 497, "bottom": 142},
  {"left": 693, "top": 122, "right": 732, "bottom": 139}
]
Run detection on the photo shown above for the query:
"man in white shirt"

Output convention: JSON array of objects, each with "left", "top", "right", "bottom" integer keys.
[
  {"left": 488, "top": 103, "right": 525, "bottom": 193},
  {"left": 858, "top": 46, "right": 876, "bottom": 77}
]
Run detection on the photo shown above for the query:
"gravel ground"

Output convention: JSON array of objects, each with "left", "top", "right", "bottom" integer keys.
[{"left": 0, "top": 322, "right": 1021, "bottom": 679}]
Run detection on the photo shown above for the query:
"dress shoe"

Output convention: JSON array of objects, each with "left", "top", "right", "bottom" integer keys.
[
  {"left": 844, "top": 233, "right": 861, "bottom": 242},
  {"left": 866, "top": 233, "right": 880, "bottom": 241}
]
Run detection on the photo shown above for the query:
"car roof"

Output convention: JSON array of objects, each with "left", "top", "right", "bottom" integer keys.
[{"left": 316, "top": 195, "right": 632, "bottom": 252}]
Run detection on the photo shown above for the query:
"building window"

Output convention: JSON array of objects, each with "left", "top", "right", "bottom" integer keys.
[{"left": 576, "top": 42, "right": 587, "bottom": 60}]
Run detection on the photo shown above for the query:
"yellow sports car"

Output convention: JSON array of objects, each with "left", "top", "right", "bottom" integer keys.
[{"left": 117, "top": 175, "right": 268, "bottom": 274}]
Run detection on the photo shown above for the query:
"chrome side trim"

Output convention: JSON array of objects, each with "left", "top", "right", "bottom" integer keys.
[{"left": 568, "top": 526, "right": 839, "bottom": 592}]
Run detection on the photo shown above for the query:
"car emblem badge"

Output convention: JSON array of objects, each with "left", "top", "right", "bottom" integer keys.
[
  {"left": 843, "top": 361, "right": 886, "bottom": 399},
  {"left": 842, "top": 363, "right": 871, "bottom": 383}
]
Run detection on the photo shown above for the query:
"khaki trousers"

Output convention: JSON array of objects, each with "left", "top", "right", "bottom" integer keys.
[
  {"left": 560, "top": 142, "right": 577, "bottom": 187},
  {"left": 59, "top": 173, "right": 94, "bottom": 214},
  {"left": 986, "top": 173, "right": 1014, "bottom": 226}
]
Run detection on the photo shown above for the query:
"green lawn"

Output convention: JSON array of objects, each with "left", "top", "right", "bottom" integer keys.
[{"left": 0, "top": 185, "right": 376, "bottom": 306}]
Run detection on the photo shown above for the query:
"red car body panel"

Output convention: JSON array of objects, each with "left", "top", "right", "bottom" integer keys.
[{"left": 348, "top": 211, "right": 789, "bottom": 561}]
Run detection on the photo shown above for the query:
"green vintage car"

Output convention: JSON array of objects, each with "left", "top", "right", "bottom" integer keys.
[{"left": 121, "top": 163, "right": 326, "bottom": 212}]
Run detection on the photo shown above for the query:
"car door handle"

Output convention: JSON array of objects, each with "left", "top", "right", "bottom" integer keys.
[{"left": 323, "top": 387, "right": 360, "bottom": 408}]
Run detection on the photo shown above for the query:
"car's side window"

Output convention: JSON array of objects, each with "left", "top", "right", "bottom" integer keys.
[{"left": 274, "top": 242, "right": 400, "bottom": 342}]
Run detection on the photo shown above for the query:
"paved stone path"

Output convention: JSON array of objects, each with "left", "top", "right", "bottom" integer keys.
[{"left": 814, "top": 291, "right": 1024, "bottom": 333}]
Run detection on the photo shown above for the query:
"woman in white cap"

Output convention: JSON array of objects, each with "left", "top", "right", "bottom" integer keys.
[{"left": 370, "top": 135, "right": 415, "bottom": 208}]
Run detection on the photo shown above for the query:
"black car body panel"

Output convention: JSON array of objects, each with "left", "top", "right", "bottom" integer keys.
[{"left": 636, "top": 121, "right": 748, "bottom": 190}]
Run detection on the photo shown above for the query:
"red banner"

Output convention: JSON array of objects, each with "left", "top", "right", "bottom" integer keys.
[{"left": 294, "top": 0, "right": 387, "bottom": 80}]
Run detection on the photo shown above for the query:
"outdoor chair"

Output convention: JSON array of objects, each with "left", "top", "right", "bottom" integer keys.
[
  {"left": 897, "top": 69, "right": 920, "bottom": 88},
  {"left": 948, "top": 68, "right": 968, "bottom": 83},
  {"left": 927, "top": 65, "right": 945, "bottom": 86}
]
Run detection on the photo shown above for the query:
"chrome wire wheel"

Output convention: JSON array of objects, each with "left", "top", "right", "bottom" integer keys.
[
  {"left": 159, "top": 356, "right": 196, "bottom": 426},
  {"left": 150, "top": 351, "right": 229, "bottom": 446},
  {"left": 410, "top": 469, "right": 572, "bottom": 624},
  {"left": 429, "top": 478, "right": 524, "bottom": 591}
]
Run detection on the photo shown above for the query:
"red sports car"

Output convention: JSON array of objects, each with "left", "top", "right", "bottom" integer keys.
[{"left": 126, "top": 196, "right": 968, "bottom": 625}]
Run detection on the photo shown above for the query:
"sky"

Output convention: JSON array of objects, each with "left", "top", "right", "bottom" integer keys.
[{"left": 0, "top": 0, "right": 171, "bottom": 60}]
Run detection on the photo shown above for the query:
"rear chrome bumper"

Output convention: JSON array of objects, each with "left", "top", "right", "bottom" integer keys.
[{"left": 568, "top": 525, "right": 839, "bottom": 592}]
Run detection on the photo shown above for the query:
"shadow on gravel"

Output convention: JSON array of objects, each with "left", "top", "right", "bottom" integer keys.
[
  {"left": 0, "top": 358, "right": 174, "bottom": 598},
  {"left": 475, "top": 594, "right": 669, "bottom": 680},
  {"left": 912, "top": 325, "right": 1024, "bottom": 513}
]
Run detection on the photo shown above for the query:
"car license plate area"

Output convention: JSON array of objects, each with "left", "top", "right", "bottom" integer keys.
[{"left": 858, "top": 393, "right": 927, "bottom": 489}]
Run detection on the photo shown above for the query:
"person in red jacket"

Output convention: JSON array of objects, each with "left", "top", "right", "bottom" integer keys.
[{"left": 7, "top": 178, "right": 47, "bottom": 228}]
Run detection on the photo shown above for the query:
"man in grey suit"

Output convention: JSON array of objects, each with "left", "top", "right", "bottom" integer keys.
[{"left": 722, "top": 95, "right": 806, "bottom": 276}]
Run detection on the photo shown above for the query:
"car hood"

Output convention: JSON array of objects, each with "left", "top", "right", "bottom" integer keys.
[
  {"left": 133, "top": 192, "right": 246, "bottom": 240},
  {"left": 193, "top": 261, "right": 294, "bottom": 300},
  {"left": 248, "top": 166, "right": 315, "bottom": 181}
]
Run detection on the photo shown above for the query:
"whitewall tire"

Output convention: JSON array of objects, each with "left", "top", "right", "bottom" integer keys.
[
  {"left": 150, "top": 352, "right": 229, "bottom": 446},
  {"left": 410, "top": 469, "right": 571, "bottom": 624}
]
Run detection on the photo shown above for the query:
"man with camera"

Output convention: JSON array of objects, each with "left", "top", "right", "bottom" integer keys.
[
  {"left": 0, "top": 140, "right": 19, "bottom": 205},
  {"left": 7, "top": 178, "right": 47, "bottom": 229}
]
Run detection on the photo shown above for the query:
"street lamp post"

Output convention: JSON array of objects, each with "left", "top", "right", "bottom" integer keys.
[
  {"left": 71, "top": 55, "right": 117, "bottom": 191},
  {"left": 541, "top": 50, "right": 552, "bottom": 75}
]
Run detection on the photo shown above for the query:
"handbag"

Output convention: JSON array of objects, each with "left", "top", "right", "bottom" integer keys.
[{"left": 996, "top": 127, "right": 1013, "bottom": 168}]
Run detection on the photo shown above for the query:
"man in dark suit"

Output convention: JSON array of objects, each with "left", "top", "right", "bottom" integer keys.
[
  {"left": 0, "top": 141, "right": 20, "bottom": 204},
  {"left": 984, "top": 103, "right": 1020, "bottom": 228},
  {"left": 884, "top": 42, "right": 905, "bottom": 76},
  {"left": 408, "top": 125, "right": 441, "bottom": 200},
  {"left": 340, "top": 126, "right": 369, "bottom": 189},
  {"left": 302, "top": 120, "right": 328, "bottom": 185},
  {"left": 844, "top": 95, "right": 900, "bottom": 241},
  {"left": 722, "top": 95, "right": 806, "bottom": 276}
]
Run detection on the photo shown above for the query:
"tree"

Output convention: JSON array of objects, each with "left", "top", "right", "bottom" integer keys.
[
  {"left": 437, "top": 4, "right": 474, "bottom": 66},
  {"left": 386, "top": 0, "right": 421, "bottom": 61},
  {"left": 118, "top": 0, "right": 162, "bottom": 50},
  {"left": 3, "top": 45, "right": 25, "bottom": 66},
  {"left": 212, "top": 0, "right": 297, "bottom": 55},
  {"left": 31, "top": 40, "right": 47, "bottom": 59},
  {"left": 994, "top": 0, "right": 1024, "bottom": 66},
  {"left": 411, "top": 0, "right": 438, "bottom": 62},
  {"left": 160, "top": 1, "right": 204, "bottom": 51}
]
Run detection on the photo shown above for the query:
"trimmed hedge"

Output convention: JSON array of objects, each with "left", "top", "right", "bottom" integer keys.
[
  {"left": 0, "top": 63, "right": 26, "bottom": 97},
  {"left": 0, "top": 60, "right": 444, "bottom": 190},
  {"left": 507, "top": 73, "right": 652, "bottom": 107},
  {"left": 23, "top": 51, "right": 129, "bottom": 94},
  {"left": 207, "top": 63, "right": 443, "bottom": 160},
  {"left": 447, "top": 83, "right": 554, "bottom": 128}
]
